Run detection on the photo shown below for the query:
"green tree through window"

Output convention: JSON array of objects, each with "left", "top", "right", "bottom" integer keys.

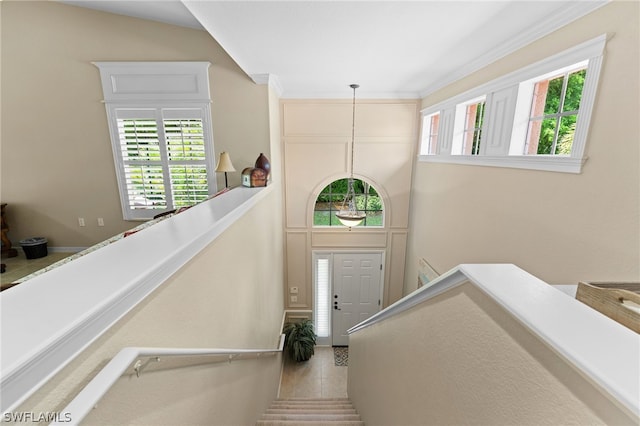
[
  {"left": 526, "top": 68, "right": 586, "bottom": 155},
  {"left": 313, "top": 179, "right": 383, "bottom": 227}
]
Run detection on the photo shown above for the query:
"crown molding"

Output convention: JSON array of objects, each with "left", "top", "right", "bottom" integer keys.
[
  {"left": 281, "top": 90, "right": 421, "bottom": 100},
  {"left": 250, "top": 73, "right": 284, "bottom": 97},
  {"left": 418, "top": 0, "right": 610, "bottom": 98}
]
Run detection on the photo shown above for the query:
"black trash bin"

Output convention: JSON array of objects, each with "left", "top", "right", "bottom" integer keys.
[{"left": 20, "top": 237, "right": 48, "bottom": 259}]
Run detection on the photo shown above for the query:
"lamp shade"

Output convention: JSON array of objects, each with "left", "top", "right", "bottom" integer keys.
[{"left": 215, "top": 152, "right": 236, "bottom": 172}]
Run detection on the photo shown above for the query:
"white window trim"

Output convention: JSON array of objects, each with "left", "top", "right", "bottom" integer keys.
[
  {"left": 419, "top": 34, "right": 607, "bottom": 174},
  {"left": 95, "top": 62, "right": 217, "bottom": 219}
]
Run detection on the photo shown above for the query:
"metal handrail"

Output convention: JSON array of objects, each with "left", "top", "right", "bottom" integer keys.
[{"left": 51, "top": 334, "right": 285, "bottom": 425}]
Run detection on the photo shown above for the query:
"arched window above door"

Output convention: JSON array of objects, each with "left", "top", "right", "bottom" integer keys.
[{"left": 313, "top": 178, "right": 384, "bottom": 227}]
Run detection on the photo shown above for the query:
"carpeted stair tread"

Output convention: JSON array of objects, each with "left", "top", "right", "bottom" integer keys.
[
  {"left": 271, "top": 400, "right": 352, "bottom": 405},
  {"left": 261, "top": 413, "right": 362, "bottom": 421},
  {"left": 257, "top": 398, "right": 363, "bottom": 425},
  {"left": 269, "top": 403, "right": 354, "bottom": 409},
  {"left": 256, "top": 422, "right": 364, "bottom": 426},
  {"left": 266, "top": 408, "right": 357, "bottom": 414},
  {"left": 274, "top": 398, "right": 351, "bottom": 403}
]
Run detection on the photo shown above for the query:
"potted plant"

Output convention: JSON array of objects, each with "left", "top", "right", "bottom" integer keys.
[{"left": 283, "top": 319, "right": 316, "bottom": 362}]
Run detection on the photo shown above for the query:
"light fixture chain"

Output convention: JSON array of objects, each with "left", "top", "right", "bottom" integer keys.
[
  {"left": 350, "top": 84, "right": 357, "bottom": 178},
  {"left": 335, "top": 83, "right": 365, "bottom": 228}
]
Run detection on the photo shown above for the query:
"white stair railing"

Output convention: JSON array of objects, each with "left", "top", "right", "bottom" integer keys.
[
  {"left": 50, "top": 334, "right": 285, "bottom": 426},
  {"left": 0, "top": 186, "right": 273, "bottom": 416},
  {"left": 348, "top": 264, "right": 639, "bottom": 418}
]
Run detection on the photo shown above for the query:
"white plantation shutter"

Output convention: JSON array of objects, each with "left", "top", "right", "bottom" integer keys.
[
  {"left": 124, "top": 165, "right": 166, "bottom": 209},
  {"left": 117, "top": 112, "right": 167, "bottom": 212},
  {"left": 111, "top": 107, "right": 215, "bottom": 220},
  {"left": 162, "top": 110, "right": 210, "bottom": 208},
  {"left": 314, "top": 255, "right": 331, "bottom": 340}
]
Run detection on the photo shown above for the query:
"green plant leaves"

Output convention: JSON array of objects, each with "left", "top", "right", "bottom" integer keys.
[{"left": 283, "top": 319, "right": 317, "bottom": 362}]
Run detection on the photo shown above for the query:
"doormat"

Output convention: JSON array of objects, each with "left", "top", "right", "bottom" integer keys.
[{"left": 333, "top": 346, "right": 348, "bottom": 366}]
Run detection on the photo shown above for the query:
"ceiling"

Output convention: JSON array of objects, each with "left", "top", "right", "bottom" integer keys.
[{"left": 60, "top": 1, "right": 607, "bottom": 99}]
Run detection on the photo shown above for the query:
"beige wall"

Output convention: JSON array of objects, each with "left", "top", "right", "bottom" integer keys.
[
  {"left": 348, "top": 281, "right": 636, "bottom": 425},
  {"left": 405, "top": 1, "right": 640, "bottom": 292},
  {"left": 281, "top": 99, "right": 419, "bottom": 309},
  {"left": 15, "top": 185, "right": 286, "bottom": 425},
  {"left": 1, "top": 1, "right": 270, "bottom": 248}
]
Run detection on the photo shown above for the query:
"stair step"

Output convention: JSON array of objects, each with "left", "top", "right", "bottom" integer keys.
[
  {"left": 256, "top": 422, "right": 364, "bottom": 426},
  {"left": 270, "top": 402, "right": 354, "bottom": 406},
  {"left": 270, "top": 403, "right": 354, "bottom": 409},
  {"left": 266, "top": 408, "right": 357, "bottom": 415},
  {"left": 258, "top": 397, "right": 362, "bottom": 426},
  {"left": 272, "top": 399, "right": 351, "bottom": 404},
  {"left": 261, "top": 413, "right": 362, "bottom": 421},
  {"left": 275, "top": 397, "right": 351, "bottom": 402}
]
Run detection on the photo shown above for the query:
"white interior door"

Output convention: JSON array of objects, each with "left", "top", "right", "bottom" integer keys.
[{"left": 332, "top": 252, "right": 383, "bottom": 346}]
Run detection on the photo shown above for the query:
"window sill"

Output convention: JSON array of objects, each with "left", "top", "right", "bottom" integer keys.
[{"left": 418, "top": 154, "right": 587, "bottom": 174}]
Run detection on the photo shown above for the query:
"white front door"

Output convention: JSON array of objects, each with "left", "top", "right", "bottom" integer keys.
[{"left": 331, "top": 252, "right": 383, "bottom": 346}]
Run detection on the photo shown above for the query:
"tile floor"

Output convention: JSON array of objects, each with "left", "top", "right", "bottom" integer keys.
[
  {"left": 279, "top": 346, "right": 348, "bottom": 399},
  {"left": 1, "top": 251, "right": 73, "bottom": 287}
]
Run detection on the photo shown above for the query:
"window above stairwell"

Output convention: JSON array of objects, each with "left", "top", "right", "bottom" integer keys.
[
  {"left": 94, "top": 62, "right": 217, "bottom": 220},
  {"left": 452, "top": 96, "right": 486, "bottom": 156},
  {"left": 313, "top": 178, "right": 384, "bottom": 228},
  {"left": 418, "top": 34, "right": 606, "bottom": 173},
  {"left": 513, "top": 63, "right": 587, "bottom": 156},
  {"left": 419, "top": 112, "right": 440, "bottom": 155}
]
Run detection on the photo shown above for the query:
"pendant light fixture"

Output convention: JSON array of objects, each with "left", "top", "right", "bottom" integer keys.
[{"left": 336, "top": 84, "right": 366, "bottom": 228}]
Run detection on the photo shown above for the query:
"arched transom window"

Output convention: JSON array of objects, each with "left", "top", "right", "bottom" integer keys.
[{"left": 313, "top": 178, "right": 384, "bottom": 227}]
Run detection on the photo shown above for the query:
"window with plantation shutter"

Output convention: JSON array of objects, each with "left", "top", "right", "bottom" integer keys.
[
  {"left": 112, "top": 107, "right": 215, "bottom": 220},
  {"left": 95, "top": 62, "right": 216, "bottom": 220}
]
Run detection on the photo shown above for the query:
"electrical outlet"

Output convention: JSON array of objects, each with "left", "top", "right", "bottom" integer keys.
[
  {"left": 290, "top": 286, "right": 298, "bottom": 294},
  {"left": 290, "top": 295, "right": 298, "bottom": 303},
  {"left": 97, "top": 218, "right": 104, "bottom": 227},
  {"left": 78, "top": 217, "right": 85, "bottom": 227}
]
